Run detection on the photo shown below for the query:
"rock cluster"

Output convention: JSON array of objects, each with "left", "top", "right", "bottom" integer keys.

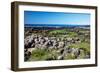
[{"left": 24, "top": 34, "right": 90, "bottom": 61}]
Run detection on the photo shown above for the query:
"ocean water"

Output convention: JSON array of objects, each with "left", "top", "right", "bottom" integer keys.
[{"left": 25, "top": 24, "right": 90, "bottom": 28}]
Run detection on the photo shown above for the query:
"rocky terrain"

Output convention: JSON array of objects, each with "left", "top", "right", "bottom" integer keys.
[{"left": 24, "top": 27, "right": 90, "bottom": 61}]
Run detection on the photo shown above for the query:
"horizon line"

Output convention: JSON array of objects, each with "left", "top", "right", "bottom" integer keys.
[{"left": 25, "top": 24, "right": 90, "bottom": 25}]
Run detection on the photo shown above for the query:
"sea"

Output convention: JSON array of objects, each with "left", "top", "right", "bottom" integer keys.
[{"left": 25, "top": 24, "right": 90, "bottom": 29}]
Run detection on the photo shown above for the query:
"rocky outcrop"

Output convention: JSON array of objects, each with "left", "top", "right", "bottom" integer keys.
[{"left": 24, "top": 34, "right": 90, "bottom": 61}]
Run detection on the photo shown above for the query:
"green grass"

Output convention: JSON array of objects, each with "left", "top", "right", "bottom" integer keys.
[
  {"left": 49, "top": 29, "right": 67, "bottom": 35},
  {"left": 29, "top": 49, "right": 59, "bottom": 61},
  {"left": 69, "top": 42, "right": 90, "bottom": 54},
  {"left": 67, "top": 32, "right": 78, "bottom": 37},
  {"left": 64, "top": 53, "right": 76, "bottom": 60},
  {"left": 49, "top": 29, "right": 78, "bottom": 37},
  {"left": 30, "top": 49, "right": 50, "bottom": 61}
]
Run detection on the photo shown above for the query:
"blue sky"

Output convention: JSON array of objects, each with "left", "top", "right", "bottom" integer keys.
[{"left": 24, "top": 11, "right": 90, "bottom": 25}]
